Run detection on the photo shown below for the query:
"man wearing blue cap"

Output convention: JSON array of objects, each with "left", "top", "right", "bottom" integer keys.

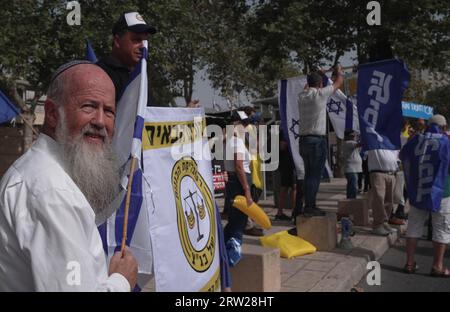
[
  {"left": 97, "top": 11, "right": 157, "bottom": 102},
  {"left": 97, "top": 11, "right": 199, "bottom": 108}
]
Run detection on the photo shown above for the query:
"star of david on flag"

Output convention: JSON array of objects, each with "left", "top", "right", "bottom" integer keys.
[
  {"left": 327, "top": 98, "right": 344, "bottom": 115},
  {"left": 289, "top": 118, "right": 300, "bottom": 140},
  {"left": 322, "top": 77, "right": 359, "bottom": 139}
]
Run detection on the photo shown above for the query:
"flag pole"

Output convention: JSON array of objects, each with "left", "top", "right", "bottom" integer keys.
[
  {"left": 322, "top": 65, "right": 354, "bottom": 74},
  {"left": 121, "top": 157, "right": 138, "bottom": 252}
]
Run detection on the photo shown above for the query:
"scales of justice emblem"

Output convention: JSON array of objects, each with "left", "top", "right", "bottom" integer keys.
[
  {"left": 183, "top": 189, "right": 206, "bottom": 242},
  {"left": 171, "top": 157, "right": 216, "bottom": 272}
]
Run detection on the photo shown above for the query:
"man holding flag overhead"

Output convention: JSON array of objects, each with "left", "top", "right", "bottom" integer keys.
[
  {"left": 298, "top": 65, "right": 343, "bottom": 217},
  {"left": 0, "top": 61, "right": 138, "bottom": 291}
]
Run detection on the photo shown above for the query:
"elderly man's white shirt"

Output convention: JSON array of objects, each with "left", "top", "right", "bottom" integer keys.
[{"left": 0, "top": 134, "right": 130, "bottom": 291}]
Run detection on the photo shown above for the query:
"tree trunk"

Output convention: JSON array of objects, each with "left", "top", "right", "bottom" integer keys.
[
  {"left": 183, "top": 66, "right": 194, "bottom": 105},
  {"left": 22, "top": 112, "right": 36, "bottom": 152},
  {"left": 333, "top": 50, "right": 343, "bottom": 67},
  {"left": 10, "top": 84, "right": 36, "bottom": 151},
  {"left": 303, "top": 58, "right": 313, "bottom": 75}
]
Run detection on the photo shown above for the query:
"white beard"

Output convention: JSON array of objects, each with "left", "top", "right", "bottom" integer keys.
[{"left": 55, "top": 113, "right": 119, "bottom": 225}]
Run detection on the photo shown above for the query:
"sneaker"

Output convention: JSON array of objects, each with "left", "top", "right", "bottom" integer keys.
[
  {"left": 395, "top": 211, "right": 408, "bottom": 220},
  {"left": 287, "top": 227, "right": 298, "bottom": 236},
  {"left": 383, "top": 222, "right": 398, "bottom": 233},
  {"left": 303, "top": 207, "right": 326, "bottom": 217},
  {"left": 274, "top": 213, "right": 291, "bottom": 221},
  {"left": 430, "top": 267, "right": 450, "bottom": 278},
  {"left": 372, "top": 225, "right": 390, "bottom": 236},
  {"left": 226, "top": 238, "right": 242, "bottom": 267},
  {"left": 388, "top": 217, "right": 405, "bottom": 226},
  {"left": 244, "top": 227, "right": 264, "bottom": 237}
]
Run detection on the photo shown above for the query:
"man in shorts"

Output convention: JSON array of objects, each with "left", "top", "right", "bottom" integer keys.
[{"left": 401, "top": 114, "right": 450, "bottom": 277}]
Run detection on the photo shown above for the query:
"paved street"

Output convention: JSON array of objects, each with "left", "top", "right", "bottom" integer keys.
[{"left": 358, "top": 237, "right": 450, "bottom": 292}]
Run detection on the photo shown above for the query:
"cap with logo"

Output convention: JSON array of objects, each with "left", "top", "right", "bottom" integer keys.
[
  {"left": 112, "top": 12, "right": 157, "bottom": 35},
  {"left": 230, "top": 110, "right": 249, "bottom": 123},
  {"left": 428, "top": 114, "right": 447, "bottom": 127}
]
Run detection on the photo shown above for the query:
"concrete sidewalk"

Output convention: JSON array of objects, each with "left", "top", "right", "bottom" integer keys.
[{"left": 219, "top": 178, "right": 402, "bottom": 292}]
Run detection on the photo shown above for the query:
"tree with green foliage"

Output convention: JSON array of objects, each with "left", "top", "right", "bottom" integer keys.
[
  {"left": 241, "top": 0, "right": 449, "bottom": 97},
  {"left": 425, "top": 85, "right": 450, "bottom": 121},
  {"left": 1, "top": 1, "right": 448, "bottom": 131}
]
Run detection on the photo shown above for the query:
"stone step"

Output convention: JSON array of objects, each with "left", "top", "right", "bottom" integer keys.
[{"left": 230, "top": 244, "right": 281, "bottom": 292}]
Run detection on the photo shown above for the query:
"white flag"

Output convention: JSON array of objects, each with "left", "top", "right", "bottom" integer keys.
[{"left": 143, "top": 107, "right": 221, "bottom": 292}]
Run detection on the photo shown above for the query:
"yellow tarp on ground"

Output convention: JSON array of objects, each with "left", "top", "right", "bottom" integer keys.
[{"left": 260, "top": 230, "right": 316, "bottom": 259}]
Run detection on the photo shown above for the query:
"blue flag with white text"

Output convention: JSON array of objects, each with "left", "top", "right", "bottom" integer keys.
[
  {"left": 357, "top": 59, "right": 410, "bottom": 151},
  {"left": 0, "top": 90, "right": 19, "bottom": 124},
  {"left": 400, "top": 126, "right": 450, "bottom": 212}
]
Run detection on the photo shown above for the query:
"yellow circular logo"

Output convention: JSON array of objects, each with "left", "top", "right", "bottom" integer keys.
[{"left": 172, "top": 157, "right": 216, "bottom": 272}]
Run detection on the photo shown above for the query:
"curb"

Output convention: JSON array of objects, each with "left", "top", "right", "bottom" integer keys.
[{"left": 309, "top": 230, "right": 398, "bottom": 292}]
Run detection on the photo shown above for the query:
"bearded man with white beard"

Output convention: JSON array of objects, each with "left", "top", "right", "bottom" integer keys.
[{"left": 0, "top": 61, "right": 138, "bottom": 291}]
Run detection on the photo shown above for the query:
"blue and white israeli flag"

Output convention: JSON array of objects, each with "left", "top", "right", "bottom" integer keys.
[
  {"left": 98, "top": 41, "right": 153, "bottom": 277},
  {"left": 278, "top": 76, "right": 306, "bottom": 179},
  {"left": 324, "top": 77, "right": 359, "bottom": 139},
  {"left": 357, "top": 59, "right": 410, "bottom": 151}
]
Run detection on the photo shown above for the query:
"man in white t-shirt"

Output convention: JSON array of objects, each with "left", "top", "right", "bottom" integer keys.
[
  {"left": 223, "top": 111, "right": 253, "bottom": 266},
  {"left": 298, "top": 65, "right": 343, "bottom": 217}
]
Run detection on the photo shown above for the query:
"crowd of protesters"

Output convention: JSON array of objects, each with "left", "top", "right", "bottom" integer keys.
[{"left": 218, "top": 63, "right": 449, "bottom": 277}]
